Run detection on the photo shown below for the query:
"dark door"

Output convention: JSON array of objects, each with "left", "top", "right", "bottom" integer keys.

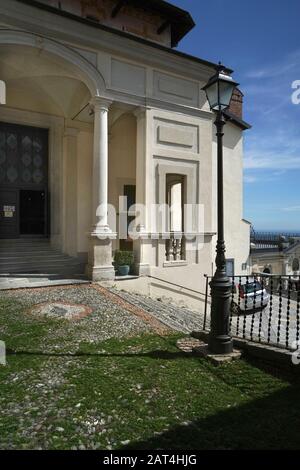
[
  {"left": 119, "top": 184, "right": 136, "bottom": 252},
  {"left": 226, "top": 259, "right": 235, "bottom": 277},
  {"left": 20, "top": 190, "right": 46, "bottom": 235},
  {"left": 0, "top": 122, "right": 48, "bottom": 238}
]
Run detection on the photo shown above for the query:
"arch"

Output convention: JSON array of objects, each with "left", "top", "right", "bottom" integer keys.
[
  {"left": 0, "top": 29, "right": 106, "bottom": 97},
  {"left": 263, "top": 265, "right": 272, "bottom": 274}
]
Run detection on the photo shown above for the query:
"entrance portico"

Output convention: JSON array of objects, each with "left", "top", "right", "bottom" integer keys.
[
  {"left": 0, "top": 0, "right": 251, "bottom": 312},
  {"left": 0, "top": 29, "right": 138, "bottom": 280}
]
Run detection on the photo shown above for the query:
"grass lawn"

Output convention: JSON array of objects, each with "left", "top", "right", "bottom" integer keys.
[{"left": 1, "top": 292, "right": 300, "bottom": 450}]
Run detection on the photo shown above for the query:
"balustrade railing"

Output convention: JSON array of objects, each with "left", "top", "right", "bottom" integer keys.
[{"left": 165, "top": 232, "right": 185, "bottom": 262}]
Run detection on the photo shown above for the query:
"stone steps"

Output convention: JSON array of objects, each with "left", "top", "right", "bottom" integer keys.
[
  {"left": 109, "top": 288, "right": 204, "bottom": 333},
  {"left": 0, "top": 239, "right": 85, "bottom": 275}
]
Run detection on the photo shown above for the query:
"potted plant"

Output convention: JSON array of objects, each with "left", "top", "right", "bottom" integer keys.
[{"left": 114, "top": 250, "right": 134, "bottom": 276}]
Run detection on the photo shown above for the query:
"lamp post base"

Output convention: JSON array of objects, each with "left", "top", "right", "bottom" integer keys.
[
  {"left": 208, "top": 334, "right": 233, "bottom": 355},
  {"left": 208, "top": 273, "right": 233, "bottom": 354}
]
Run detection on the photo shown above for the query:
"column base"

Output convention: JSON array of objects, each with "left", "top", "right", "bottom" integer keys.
[
  {"left": 88, "top": 236, "right": 115, "bottom": 281},
  {"left": 208, "top": 334, "right": 233, "bottom": 355},
  {"left": 90, "top": 226, "right": 117, "bottom": 239},
  {"left": 87, "top": 265, "right": 115, "bottom": 281},
  {"left": 134, "top": 262, "right": 150, "bottom": 276}
]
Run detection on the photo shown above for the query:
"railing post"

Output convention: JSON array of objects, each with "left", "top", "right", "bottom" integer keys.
[{"left": 203, "top": 275, "right": 209, "bottom": 330}]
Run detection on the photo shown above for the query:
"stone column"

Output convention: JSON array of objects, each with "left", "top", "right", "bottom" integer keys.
[
  {"left": 63, "top": 127, "right": 79, "bottom": 257},
  {"left": 91, "top": 97, "right": 112, "bottom": 234},
  {"left": 133, "top": 107, "right": 150, "bottom": 276},
  {"left": 87, "top": 97, "right": 116, "bottom": 281}
]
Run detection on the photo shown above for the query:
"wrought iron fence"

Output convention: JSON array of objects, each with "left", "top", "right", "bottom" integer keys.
[{"left": 203, "top": 273, "right": 300, "bottom": 350}]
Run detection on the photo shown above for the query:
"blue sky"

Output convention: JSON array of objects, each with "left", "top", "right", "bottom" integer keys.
[{"left": 171, "top": 0, "right": 300, "bottom": 231}]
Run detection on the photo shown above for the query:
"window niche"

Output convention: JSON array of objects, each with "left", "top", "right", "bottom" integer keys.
[{"left": 165, "top": 173, "right": 186, "bottom": 262}]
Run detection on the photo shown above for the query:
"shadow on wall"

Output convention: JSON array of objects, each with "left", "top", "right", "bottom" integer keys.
[{"left": 214, "top": 122, "right": 241, "bottom": 150}]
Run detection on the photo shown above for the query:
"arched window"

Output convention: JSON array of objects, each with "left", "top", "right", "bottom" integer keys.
[
  {"left": 166, "top": 174, "right": 185, "bottom": 232},
  {"left": 165, "top": 174, "right": 186, "bottom": 261},
  {"left": 292, "top": 258, "right": 300, "bottom": 271},
  {"left": 263, "top": 267, "right": 271, "bottom": 274}
]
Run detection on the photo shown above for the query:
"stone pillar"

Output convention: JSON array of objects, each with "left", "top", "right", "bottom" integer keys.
[
  {"left": 87, "top": 97, "right": 116, "bottom": 281},
  {"left": 133, "top": 107, "right": 150, "bottom": 276},
  {"left": 63, "top": 127, "right": 79, "bottom": 257},
  {"left": 91, "top": 97, "right": 112, "bottom": 234},
  {"left": 283, "top": 259, "right": 290, "bottom": 275}
]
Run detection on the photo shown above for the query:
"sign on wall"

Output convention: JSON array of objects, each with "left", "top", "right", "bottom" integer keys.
[{"left": 2, "top": 205, "right": 15, "bottom": 218}]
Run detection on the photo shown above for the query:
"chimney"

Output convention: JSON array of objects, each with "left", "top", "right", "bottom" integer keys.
[{"left": 228, "top": 88, "right": 243, "bottom": 119}]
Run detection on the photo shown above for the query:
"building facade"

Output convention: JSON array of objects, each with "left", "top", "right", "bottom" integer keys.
[
  {"left": 0, "top": 0, "right": 251, "bottom": 309},
  {"left": 252, "top": 236, "right": 300, "bottom": 277}
]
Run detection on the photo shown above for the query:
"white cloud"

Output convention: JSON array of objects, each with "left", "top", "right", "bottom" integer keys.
[
  {"left": 244, "top": 128, "right": 300, "bottom": 170},
  {"left": 281, "top": 206, "right": 300, "bottom": 212},
  {"left": 244, "top": 175, "right": 258, "bottom": 183},
  {"left": 243, "top": 170, "right": 287, "bottom": 184},
  {"left": 245, "top": 49, "right": 300, "bottom": 80},
  {"left": 244, "top": 153, "right": 300, "bottom": 170}
]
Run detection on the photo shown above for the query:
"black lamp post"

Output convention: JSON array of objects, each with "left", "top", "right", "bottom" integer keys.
[{"left": 202, "top": 64, "right": 239, "bottom": 354}]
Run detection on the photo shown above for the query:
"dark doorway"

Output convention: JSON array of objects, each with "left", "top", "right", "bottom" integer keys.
[
  {"left": 119, "top": 184, "right": 136, "bottom": 252},
  {"left": 20, "top": 190, "right": 46, "bottom": 235},
  {"left": 0, "top": 122, "right": 49, "bottom": 238}
]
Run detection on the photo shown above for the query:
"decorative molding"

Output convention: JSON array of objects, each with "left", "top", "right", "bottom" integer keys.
[
  {"left": 153, "top": 71, "right": 199, "bottom": 107},
  {"left": 0, "top": 28, "right": 106, "bottom": 96},
  {"left": 69, "top": 45, "right": 97, "bottom": 67},
  {"left": 157, "top": 126, "right": 193, "bottom": 148},
  {"left": 103, "top": 88, "right": 213, "bottom": 119},
  {"left": 154, "top": 118, "right": 199, "bottom": 154},
  {"left": 111, "top": 58, "right": 146, "bottom": 96},
  {"left": 0, "top": 0, "right": 215, "bottom": 83}
]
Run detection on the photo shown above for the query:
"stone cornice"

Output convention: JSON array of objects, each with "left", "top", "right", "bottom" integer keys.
[{"left": 0, "top": 0, "right": 216, "bottom": 83}]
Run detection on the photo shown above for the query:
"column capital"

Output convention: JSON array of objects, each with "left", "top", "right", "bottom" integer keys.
[
  {"left": 90, "top": 96, "right": 113, "bottom": 112},
  {"left": 133, "top": 106, "right": 150, "bottom": 120}
]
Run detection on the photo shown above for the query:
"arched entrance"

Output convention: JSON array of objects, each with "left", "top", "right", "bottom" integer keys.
[{"left": 0, "top": 30, "right": 111, "bottom": 277}]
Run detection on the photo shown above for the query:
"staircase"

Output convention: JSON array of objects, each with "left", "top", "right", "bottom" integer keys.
[
  {"left": 108, "top": 287, "right": 204, "bottom": 334},
  {"left": 0, "top": 239, "right": 85, "bottom": 275}
]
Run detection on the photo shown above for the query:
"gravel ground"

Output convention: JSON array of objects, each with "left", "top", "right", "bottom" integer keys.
[
  {"left": 0, "top": 284, "right": 169, "bottom": 449},
  {"left": 0, "top": 284, "right": 153, "bottom": 354}
]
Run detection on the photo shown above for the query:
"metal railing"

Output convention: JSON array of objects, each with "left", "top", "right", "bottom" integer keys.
[
  {"left": 204, "top": 273, "right": 300, "bottom": 350},
  {"left": 250, "top": 231, "right": 300, "bottom": 251},
  {"left": 250, "top": 230, "right": 300, "bottom": 242}
]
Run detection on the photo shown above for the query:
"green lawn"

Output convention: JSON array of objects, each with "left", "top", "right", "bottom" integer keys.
[{"left": 1, "top": 294, "right": 300, "bottom": 450}]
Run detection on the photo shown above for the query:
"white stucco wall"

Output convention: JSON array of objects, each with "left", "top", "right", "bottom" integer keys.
[
  {"left": 0, "top": 0, "right": 251, "bottom": 308},
  {"left": 212, "top": 122, "right": 250, "bottom": 277}
]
